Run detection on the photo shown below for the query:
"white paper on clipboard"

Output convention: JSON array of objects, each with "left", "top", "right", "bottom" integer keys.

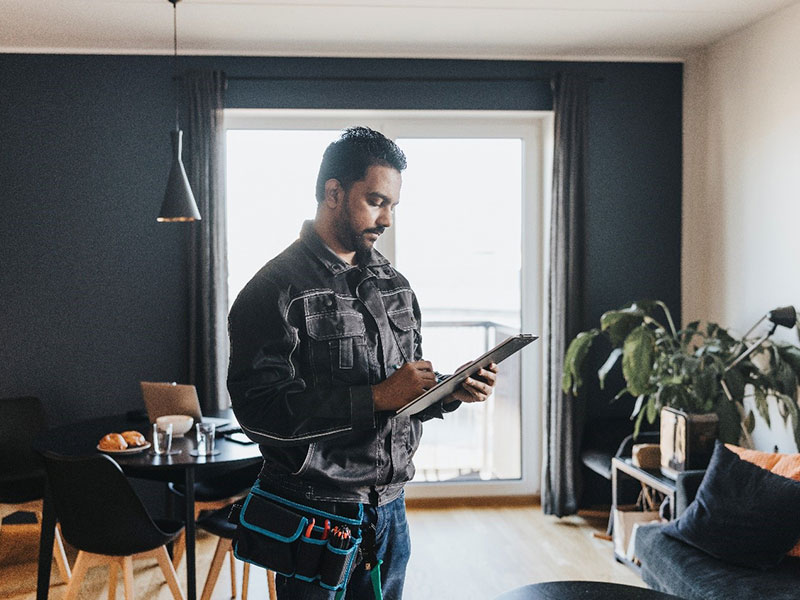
[{"left": 393, "top": 334, "right": 538, "bottom": 417}]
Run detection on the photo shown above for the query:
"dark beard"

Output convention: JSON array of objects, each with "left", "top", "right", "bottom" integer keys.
[
  {"left": 332, "top": 212, "right": 371, "bottom": 255},
  {"left": 354, "top": 246, "right": 373, "bottom": 265},
  {"left": 338, "top": 194, "right": 383, "bottom": 259}
]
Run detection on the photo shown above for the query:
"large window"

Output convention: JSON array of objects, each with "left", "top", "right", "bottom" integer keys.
[{"left": 225, "top": 110, "right": 550, "bottom": 497}]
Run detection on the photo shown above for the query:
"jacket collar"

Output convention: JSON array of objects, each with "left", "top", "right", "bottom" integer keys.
[{"left": 299, "top": 220, "right": 390, "bottom": 275}]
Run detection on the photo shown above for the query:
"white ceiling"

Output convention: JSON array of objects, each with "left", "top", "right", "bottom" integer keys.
[{"left": 1, "top": 0, "right": 797, "bottom": 60}]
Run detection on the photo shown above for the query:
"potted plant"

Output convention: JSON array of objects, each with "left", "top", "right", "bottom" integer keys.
[{"left": 562, "top": 300, "right": 800, "bottom": 449}]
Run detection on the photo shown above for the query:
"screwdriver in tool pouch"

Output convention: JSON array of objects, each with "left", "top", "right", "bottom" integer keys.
[
  {"left": 321, "top": 519, "right": 331, "bottom": 540},
  {"left": 304, "top": 518, "right": 316, "bottom": 538}
]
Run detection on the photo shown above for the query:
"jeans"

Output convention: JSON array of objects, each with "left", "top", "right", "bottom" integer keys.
[{"left": 276, "top": 493, "right": 411, "bottom": 600}]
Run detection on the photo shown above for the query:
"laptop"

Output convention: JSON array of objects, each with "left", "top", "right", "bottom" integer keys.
[{"left": 140, "top": 381, "right": 230, "bottom": 428}]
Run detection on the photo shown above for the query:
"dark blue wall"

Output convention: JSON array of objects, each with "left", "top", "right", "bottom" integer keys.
[{"left": 0, "top": 54, "right": 682, "bottom": 426}]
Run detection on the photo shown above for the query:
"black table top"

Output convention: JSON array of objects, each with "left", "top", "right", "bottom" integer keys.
[
  {"left": 495, "top": 581, "right": 684, "bottom": 600},
  {"left": 33, "top": 411, "right": 262, "bottom": 482}
]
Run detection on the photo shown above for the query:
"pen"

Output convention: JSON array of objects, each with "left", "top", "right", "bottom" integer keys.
[
  {"left": 392, "top": 363, "right": 447, "bottom": 385},
  {"left": 330, "top": 525, "right": 351, "bottom": 549}
]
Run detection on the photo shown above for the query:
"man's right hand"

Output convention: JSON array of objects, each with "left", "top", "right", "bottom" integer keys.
[{"left": 372, "top": 361, "right": 437, "bottom": 412}]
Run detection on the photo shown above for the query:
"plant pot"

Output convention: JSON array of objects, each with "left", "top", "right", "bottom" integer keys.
[{"left": 659, "top": 407, "right": 719, "bottom": 479}]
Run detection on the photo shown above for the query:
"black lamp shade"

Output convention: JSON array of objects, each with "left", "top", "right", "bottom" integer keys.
[
  {"left": 158, "top": 129, "right": 201, "bottom": 222},
  {"left": 768, "top": 306, "right": 796, "bottom": 329}
]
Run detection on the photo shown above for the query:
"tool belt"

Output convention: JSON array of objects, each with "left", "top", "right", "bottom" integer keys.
[{"left": 229, "top": 481, "right": 363, "bottom": 592}]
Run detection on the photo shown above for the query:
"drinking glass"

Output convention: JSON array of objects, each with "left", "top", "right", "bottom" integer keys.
[
  {"left": 195, "top": 422, "right": 216, "bottom": 456},
  {"left": 153, "top": 422, "right": 173, "bottom": 455}
]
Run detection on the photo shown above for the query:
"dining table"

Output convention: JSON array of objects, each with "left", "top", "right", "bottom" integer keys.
[{"left": 33, "top": 410, "right": 262, "bottom": 600}]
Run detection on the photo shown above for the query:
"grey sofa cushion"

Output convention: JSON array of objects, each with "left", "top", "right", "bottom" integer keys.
[
  {"left": 636, "top": 523, "right": 800, "bottom": 600},
  {"left": 662, "top": 442, "right": 800, "bottom": 568}
]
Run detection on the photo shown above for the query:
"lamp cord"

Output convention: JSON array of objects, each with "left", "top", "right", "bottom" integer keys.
[{"left": 173, "top": 1, "right": 179, "bottom": 131}]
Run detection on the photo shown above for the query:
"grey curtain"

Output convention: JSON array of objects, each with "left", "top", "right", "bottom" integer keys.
[
  {"left": 184, "top": 70, "right": 229, "bottom": 412},
  {"left": 543, "top": 73, "right": 589, "bottom": 517}
]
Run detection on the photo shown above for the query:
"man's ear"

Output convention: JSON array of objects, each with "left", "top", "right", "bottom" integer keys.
[{"left": 324, "top": 179, "right": 344, "bottom": 209}]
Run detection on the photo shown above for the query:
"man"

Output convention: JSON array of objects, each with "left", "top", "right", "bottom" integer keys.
[{"left": 227, "top": 126, "right": 497, "bottom": 599}]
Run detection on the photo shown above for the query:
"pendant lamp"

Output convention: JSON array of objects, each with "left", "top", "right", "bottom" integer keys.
[{"left": 157, "top": 0, "right": 201, "bottom": 222}]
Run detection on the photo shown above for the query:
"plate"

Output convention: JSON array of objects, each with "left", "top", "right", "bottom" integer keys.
[{"left": 97, "top": 441, "right": 151, "bottom": 454}]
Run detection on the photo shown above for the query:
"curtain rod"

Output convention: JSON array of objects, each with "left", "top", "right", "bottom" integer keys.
[{"left": 180, "top": 75, "right": 603, "bottom": 83}]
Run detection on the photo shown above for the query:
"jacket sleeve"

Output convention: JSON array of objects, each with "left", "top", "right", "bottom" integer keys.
[
  {"left": 227, "top": 278, "right": 375, "bottom": 447},
  {"left": 408, "top": 290, "right": 462, "bottom": 422}
]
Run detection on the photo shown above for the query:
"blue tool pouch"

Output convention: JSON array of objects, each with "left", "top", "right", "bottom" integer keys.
[{"left": 229, "top": 481, "right": 363, "bottom": 591}]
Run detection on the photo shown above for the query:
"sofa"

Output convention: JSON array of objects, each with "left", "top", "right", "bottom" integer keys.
[{"left": 635, "top": 465, "right": 800, "bottom": 600}]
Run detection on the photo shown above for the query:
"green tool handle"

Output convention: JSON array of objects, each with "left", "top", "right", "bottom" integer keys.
[{"left": 370, "top": 559, "right": 383, "bottom": 600}]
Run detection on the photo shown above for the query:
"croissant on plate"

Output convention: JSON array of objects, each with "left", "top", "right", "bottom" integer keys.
[
  {"left": 98, "top": 433, "right": 128, "bottom": 451},
  {"left": 121, "top": 430, "right": 146, "bottom": 447}
]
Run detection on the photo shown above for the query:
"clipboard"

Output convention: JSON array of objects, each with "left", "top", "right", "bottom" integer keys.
[{"left": 394, "top": 333, "right": 538, "bottom": 417}]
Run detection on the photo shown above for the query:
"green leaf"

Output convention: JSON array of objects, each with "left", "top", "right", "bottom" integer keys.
[
  {"left": 646, "top": 396, "right": 658, "bottom": 423},
  {"left": 681, "top": 356, "right": 701, "bottom": 376},
  {"left": 679, "top": 321, "right": 701, "bottom": 345},
  {"left": 706, "top": 322, "right": 739, "bottom": 348},
  {"left": 777, "top": 344, "right": 800, "bottom": 378},
  {"left": 778, "top": 399, "right": 789, "bottom": 420},
  {"left": 630, "top": 394, "right": 645, "bottom": 420},
  {"left": 775, "top": 361, "right": 798, "bottom": 398},
  {"left": 656, "top": 383, "right": 689, "bottom": 412},
  {"left": 754, "top": 387, "right": 770, "bottom": 427},
  {"left": 600, "top": 310, "right": 645, "bottom": 346},
  {"left": 771, "top": 394, "right": 800, "bottom": 450},
  {"left": 622, "top": 325, "right": 656, "bottom": 396},
  {"left": 633, "top": 402, "right": 647, "bottom": 438},
  {"left": 722, "top": 369, "right": 745, "bottom": 404},
  {"left": 782, "top": 395, "right": 800, "bottom": 451},
  {"left": 561, "top": 329, "right": 600, "bottom": 396},
  {"left": 694, "top": 362, "right": 721, "bottom": 404},
  {"left": 774, "top": 394, "right": 795, "bottom": 424},
  {"left": 598, "top": 348, "right": 623, "bottom": 390},
  {"left": 744, "top": 410, "right": 756, "bottom": 434},
  {"left": 629, "top": 299, "right": 660, "bottom": 316},
  {"left": 716, "top": 398, "right": 742, "bottom": 444}
]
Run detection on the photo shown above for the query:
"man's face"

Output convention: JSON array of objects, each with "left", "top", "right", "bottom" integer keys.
[{"left": 333, "top": 165, "right": 402, "bottom": 256}]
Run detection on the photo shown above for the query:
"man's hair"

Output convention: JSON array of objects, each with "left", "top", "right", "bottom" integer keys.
[{"left": 315, "top": 126, "right": 407, "bottom": 203}]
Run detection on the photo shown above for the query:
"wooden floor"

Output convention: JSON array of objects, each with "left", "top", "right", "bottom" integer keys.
[{"left": 0, "top": 503, "right": 644, "bottom": 599}]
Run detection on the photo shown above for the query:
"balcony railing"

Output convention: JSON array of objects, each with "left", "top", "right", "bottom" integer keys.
[{"left": 412, "top": 319, "right": 521, "bottom": 483}]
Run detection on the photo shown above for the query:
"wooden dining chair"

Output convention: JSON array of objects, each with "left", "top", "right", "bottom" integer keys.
[
  {"left": 197, "top": 506, "right": 276, "bottom": 600},
  {"left": 169, "top": 462, "right": 261, "bottom": 576},
  {"left": 41, "top": 451, "right": 186, "bottom": 600},
  {"left": 0, "top": 396, "right": 71, "bottom": 584}
]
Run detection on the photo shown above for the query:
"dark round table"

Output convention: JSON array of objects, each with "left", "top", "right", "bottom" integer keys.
[
  {"left": 495, "top": 581, "right": 685, "bottom": 600},
  {"left": 33, "top": 411, "right": 262, "bottom": 600}
]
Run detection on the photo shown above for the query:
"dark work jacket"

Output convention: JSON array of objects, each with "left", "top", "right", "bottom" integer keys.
[{"left": 227, "top": 221, "right": 456, "bottom": 505}]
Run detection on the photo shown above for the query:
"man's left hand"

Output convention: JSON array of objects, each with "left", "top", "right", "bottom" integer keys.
[{"left": 449, "top": 362, "right": 498, "bottom": 404}]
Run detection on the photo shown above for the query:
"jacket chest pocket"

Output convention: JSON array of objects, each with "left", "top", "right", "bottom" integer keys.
[
  {"left": 386, "top": 306, "right": 418, "bottom": 362},
  {"left": 305, "top": 295, "right": 367, "bottom": 387}
]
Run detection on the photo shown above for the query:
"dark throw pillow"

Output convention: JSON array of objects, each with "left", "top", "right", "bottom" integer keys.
[{"left": 661, "top": 440, "right": 800, "bottom": 569}]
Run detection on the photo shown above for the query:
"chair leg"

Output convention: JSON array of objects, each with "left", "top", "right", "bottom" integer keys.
[
  {"left": 200, "top": 537, "right": 231, "bottom": 600},
  {"left": 121, "top": 556, "right": 134, "bottom": 600},
  {"left": 228, "top": 546, "right": 237, "bottom": 598},
  {"left": 108, "top": 562, "right": 118, "bottom": 600},
  {"left": 155, "top": 545, "right": 186, "bottom": 600},
  {"left": 53, "top": 522, "right": 72, "bottom": 582},
  {"left": 33, "top": 509, "right": 71, "bottom": 583},
  {"left": 241, "top": 562, "right": 250, "bottom": 600},
  {"left": 64, "top": 551, "right": 92, "bottom": 600},
  {"left": 172, "top": 530, "right": 186, "bottom": 569},
  {"left": 267, "top": 569, "right": 277, "bottom": 600}
]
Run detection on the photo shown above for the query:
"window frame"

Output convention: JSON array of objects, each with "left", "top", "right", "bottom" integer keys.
[{"left": 224, "top": 108, "right": 552, "bottom": 497}]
